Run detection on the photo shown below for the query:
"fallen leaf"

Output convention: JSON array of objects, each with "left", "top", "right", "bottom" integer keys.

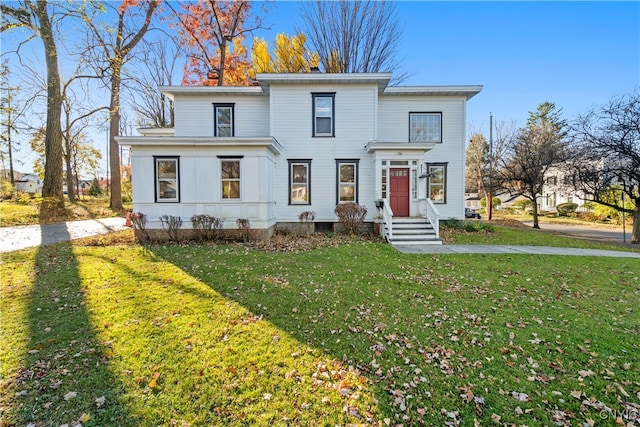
[
  {"left": 64, "top": 391, "right": 77, "bottom": 401},
  {"left": 95, "top": 396, "right": 106, "bottom": 407},
  {"left": 149, "top": 371, "right": 161, "bottom": 388},
  {"left": 578, "top": 369, "right": 595, "bottom": 377}
]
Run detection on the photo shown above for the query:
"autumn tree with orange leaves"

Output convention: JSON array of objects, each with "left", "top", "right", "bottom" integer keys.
[{"left": 169, "top": 0, "right": 269, "bottom": 86}]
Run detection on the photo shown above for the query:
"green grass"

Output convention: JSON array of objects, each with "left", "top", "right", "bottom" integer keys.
[
  {"left": 443, "top": 222, "right": 639, "bottom": 252},
  {"left": 0, "top": 197, "right": 127, "bottom": 226},
  {"left": 1, "top": 236, "right": 639, "bottom": 426}
]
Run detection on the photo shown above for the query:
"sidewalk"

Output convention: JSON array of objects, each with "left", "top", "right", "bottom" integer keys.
[
  {"left": 0, "top": 217, "right": 128, "bottom": 253},
  {"left": 393, "top": 243, "right": 640, "bottom": 258}
]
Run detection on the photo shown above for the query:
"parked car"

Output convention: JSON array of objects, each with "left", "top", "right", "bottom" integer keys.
[{"left": 465, "top": 208, "right": 481, "bottom": 219}]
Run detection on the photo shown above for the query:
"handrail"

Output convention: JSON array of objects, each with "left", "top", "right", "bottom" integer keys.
[
  {"left": 382, "top": 198, "right": 393, "bottom": 241},
  {"left": 424, "top": 198, "right": 440, "bottom": 240}
]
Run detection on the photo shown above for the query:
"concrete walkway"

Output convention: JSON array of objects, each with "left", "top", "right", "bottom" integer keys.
[
  {"left": 393, "top": 243, "right": 640, "bottom": 258},
  {"left": 0, "top": 217, "right": 128, "bottom": 253}
]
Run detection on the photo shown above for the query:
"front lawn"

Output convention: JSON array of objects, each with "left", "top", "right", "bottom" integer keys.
[
  {"left": 0, "top": 197, "right": 126, "bottom": 227},
  {"left": 1, "top": 238, "right": 638, "bottom": 426}
]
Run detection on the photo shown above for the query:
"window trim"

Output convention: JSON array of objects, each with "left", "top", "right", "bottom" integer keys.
[
  {"left": 288, "top": 159, "right": 312, "bottom": 205},
  {"left": 336, "top": 159, "right": 359, "bottom": 204},
  {"left": 426, "top": 162, "right": 447, "bottom": 204},
  {"left": 409, "top": 112, "right": 442, "bottom": 143},
  {"left": 213, "top": 103, "right": 235, "bottom": 137},
  {"left": 312, "top": 93, "right": 335, "bottom": 137},
  {"left": 220, "top": 157, "right": 241, "bottom": 200},
  {"left": 154, "top": 156, "right": 180, "bottom": 203}
]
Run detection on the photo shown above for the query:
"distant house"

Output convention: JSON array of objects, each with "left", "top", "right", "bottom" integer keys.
[
  {"left": 539, "top": 168, "right": 590, "bottom": 212},
  {"left": 118, "top": 72, "right": 482, "bottom": 244},
  {"left": 14, "top": 173, "right": 43, "bottom": 195},
  {"left": 465, "top": 192, "right": 481, "bottom": 211}
]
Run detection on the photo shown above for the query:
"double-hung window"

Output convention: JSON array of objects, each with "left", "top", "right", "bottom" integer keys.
[
  {"left": 155, "top": 157, "right": 179, "bottom": 202},
  {"left": 409, "top": 112, "right": 442, "bottom": 142},
  {"left": 336, "top": 159, "right": 359, "bottom": 203},
  {"left": 220, "top": 158, "right": 241, "bottom": 199},
  {"left": 214, "top": 103, "right": 234, "bottom": 137},
  {"left": 427, "top": 163, "right": 447, "bottom": 203},
  {"left": 289, "top": 160, "right": 311, "bottom": 204},
  {"left": 312, "top": 93, "right": 335, "bottom": 137}
]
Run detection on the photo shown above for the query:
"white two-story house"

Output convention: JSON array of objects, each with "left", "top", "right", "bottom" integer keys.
[{"left": 118, "top": 72, "right": 481, "bottom": 243}]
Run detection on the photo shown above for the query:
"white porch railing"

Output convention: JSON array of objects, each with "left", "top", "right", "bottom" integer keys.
[
  {"left": 424, "top": 198, "right": 440, "bottom": 240},
  {"left": 381, "top": 198, "right": 393, "bottom": 241}
]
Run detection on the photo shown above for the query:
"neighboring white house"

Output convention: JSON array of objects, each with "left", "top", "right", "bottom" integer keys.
[
  {"left": 14, "top": 173, "right": 43, "bottom": 195},
  {"left": 117, "top": 72, "right": 481, "bottom": 242},
  {"left": 539, "top": 167, "right": 590, "bottom": 212}
]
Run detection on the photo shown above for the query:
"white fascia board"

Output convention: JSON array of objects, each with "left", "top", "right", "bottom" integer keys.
[
  {"left": 256, "top": 72, "right": 393, "bottom": 93},
  {"left": 116, "top": 136, "right": 284, "bottom": 155},
  {"left": 159, "top": 86, "right": 265, "bottom": 100},
  {"left": 383, "top": 85, "right": 483, "bottom": 100}
]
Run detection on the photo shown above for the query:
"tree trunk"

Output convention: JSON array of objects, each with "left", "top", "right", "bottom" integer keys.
[
  {"left": 531, "top": 199, "right": 540, "bottom": 229},
  {"left": 64, "top": 134, "right": 76, "bottom": 203},
  {"left": 36, "top": 0, "right": 64, "bottom": 210},
  {"left": 632, "top": 205, "right": 640, "bottom": 244},
  {"left": 109, "top": 71, "right": 122, "bottom": 209},
  {"left": 7, "top": 93, "right": 15, "bottom": 184}
]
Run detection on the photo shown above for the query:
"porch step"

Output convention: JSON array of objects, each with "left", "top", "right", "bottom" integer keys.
[{"left": 385, "top": 217, "right": 442, "bottom": 245}]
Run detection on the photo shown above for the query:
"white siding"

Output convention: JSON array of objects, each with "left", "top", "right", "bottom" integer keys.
[
  {"left": 174, "top": 95, "right": 270, "bottom": 137},
  {"left": 130, "top": 146, "right": 276, "bottom": 229},
  {"left": 378, "top": 96, "right": 468, "bottom": 219},
  {"left": 269, "top": 84, "right": 378, "bottom": 222}
]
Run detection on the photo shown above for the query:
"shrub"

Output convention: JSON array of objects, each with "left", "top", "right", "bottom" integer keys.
[
  {"left": 335, "top": 202, "right": 367, "bottom": 235},
  {"left": 88, "top": 178, "right": 103, "bottom": 197},
  {"left": 160, "top": 215, "right": 183, "bottom": 242},
  {"left": 298, "top": 211, "right": 316, "bottom": 222},
  {"left": 511, "top": 199, "right": 533, "bottom": 213},
  {"left": 236, "top": 218, "right": 251, "bottom": 242},
  {"left": 129, "top": 212, "right": 149, "bottom": 242},
  {"left": 1, "top": 181, "right": 14, "bottom": 200},
  {"left": 463, "top": 221, "right": 494, "bottom": 233},
  {"left": 191, "top": 214, "right": 223, "bottom": 241},
  {"left": 556, "top": 202, "right": 578, "bottom": 217},
  {"left": 480, "top": 196, "right": 502, "bottom": 209}
]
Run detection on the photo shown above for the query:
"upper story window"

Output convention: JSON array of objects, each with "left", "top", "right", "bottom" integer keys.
[
  {"left": 289, "top": 159, "right": 311, "bottom": 205},
  {"left": 410, "top": 112, "right": 442, "bottom": 143},
  {"left": 155, "top": 156, "right": 179, "bottom": 202},
  {"left": 427, "top": 163, "right": 447, "bottom": 203},
  {"left": 336, "top": 159, "right": 359, "bottom": 203},
  {"left": 214, "top": 103, "right": 234, "bottom": 137},
  {"left": 312, "top": 93, "right": 335, "bottom": 137},
  {"left": 220, "top": 158, "right": 241, "bottom": 199}
]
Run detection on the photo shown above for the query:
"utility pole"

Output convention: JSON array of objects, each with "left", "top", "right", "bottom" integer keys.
[{"left": 488, "top": 113, "right": 493, "bottom": 220}]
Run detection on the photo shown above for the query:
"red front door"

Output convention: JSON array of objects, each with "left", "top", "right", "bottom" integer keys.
[{"left": 389, "top": 168, "right": 410, "bottom": 216}]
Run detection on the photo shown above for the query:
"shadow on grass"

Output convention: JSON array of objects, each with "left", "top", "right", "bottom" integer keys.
[
  {"left": 6, "top": 231, "right": 136, "bottom": 425},
  {"left": 145, "top": 242, "right": 426, "bottom": 421}
]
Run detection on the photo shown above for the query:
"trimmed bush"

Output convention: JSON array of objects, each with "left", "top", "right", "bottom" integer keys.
[
  {"left": 191, "top": 214, "right": 223, "bottom": 241},
  {"left": 335, "top": 202, "right": 367, "bottom": 235},
  {"left": 160, "top": 215, "right": 183, "bottom": 242},
  {"left": 556, "top": 203, "right": 578, "bottom": 217}
]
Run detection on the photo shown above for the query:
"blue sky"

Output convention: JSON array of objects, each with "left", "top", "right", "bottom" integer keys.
[
  {"left": 2, "top": 1, "right": 639, "bottom": 175},
  {"left": 257, "top": 1, "right": 639, "bottom": 133}
]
